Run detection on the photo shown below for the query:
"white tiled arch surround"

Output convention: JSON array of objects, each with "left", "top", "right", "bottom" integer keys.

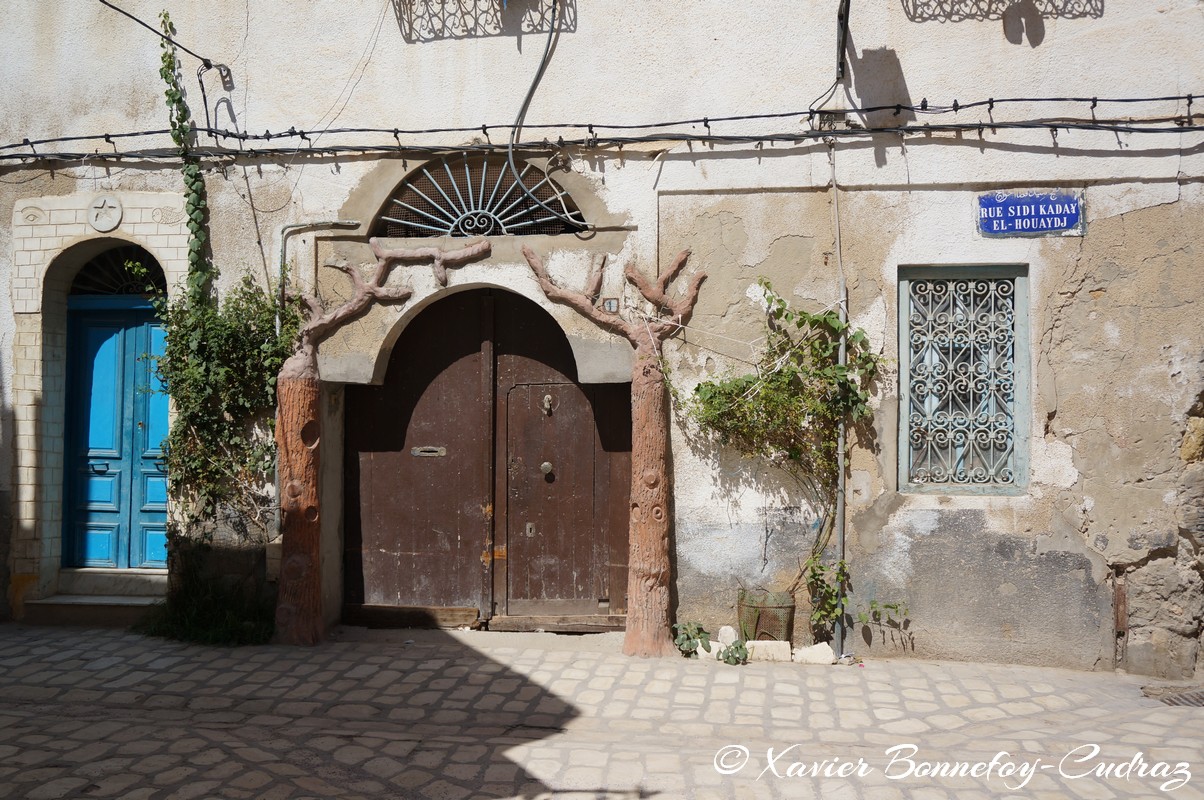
[{"left": 8, "top": 192, "right": 188, "bottom": 609}]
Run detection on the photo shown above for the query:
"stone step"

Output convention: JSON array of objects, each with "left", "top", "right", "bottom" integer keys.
[
  {"left": 57, "top": 568, "right": 168, "bottom": 597},
  {"left": 23, "top": 595, "right": 161, "bottom": 628}
]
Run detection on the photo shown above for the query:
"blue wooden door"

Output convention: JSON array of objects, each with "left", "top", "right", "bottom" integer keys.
[{"left": 64, "top": 297, "right": 169, "bottom": 568}]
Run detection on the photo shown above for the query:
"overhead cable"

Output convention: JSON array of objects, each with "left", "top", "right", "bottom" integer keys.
[{"left": 96, "top": 0, "right": 214, "bottom": 66}]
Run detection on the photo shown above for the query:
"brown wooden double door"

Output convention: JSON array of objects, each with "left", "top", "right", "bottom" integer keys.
[{"left": 344, "top": 289, "right": 630, "bottom": 622}]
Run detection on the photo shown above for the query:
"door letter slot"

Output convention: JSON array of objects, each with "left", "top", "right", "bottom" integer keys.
[{"left": 410, "top": 446, "right": 447, "bottom": 457}]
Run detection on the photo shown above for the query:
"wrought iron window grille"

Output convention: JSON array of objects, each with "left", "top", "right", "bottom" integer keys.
[
  {"left": 372, "top": 154, "right": 588, "bottom": 239},
  {"left": 898, "top": 267, "right": 1030, "bottom": 492},
  {"left": 69, "top": 244, "right": 167, "bottom": 296}
]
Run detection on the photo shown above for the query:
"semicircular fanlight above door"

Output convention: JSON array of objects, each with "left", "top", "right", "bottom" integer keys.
[
  {"left": 372, "top": 154, "right": 588, "bottom": 238},
  {"left": 69, "top": 244, "right": 167, "bottom": 296}
]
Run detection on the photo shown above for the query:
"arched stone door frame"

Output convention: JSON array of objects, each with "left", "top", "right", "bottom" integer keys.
[
  {"left": 8, "top": 193, "right": 187, "bottom": 614},
  {"left": 294, "top": 158, "right": 636, "bottom": 631},
  {"left": 340, "top": 284, "right": 633, "bottom": 629}
]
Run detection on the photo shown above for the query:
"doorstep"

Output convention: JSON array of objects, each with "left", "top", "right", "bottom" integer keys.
[
  {"left": 20, "top": 568, "right": 168, "bottom": 627},
  {"left": 23, "top": 594, "right": 161, "bottom": 628}
]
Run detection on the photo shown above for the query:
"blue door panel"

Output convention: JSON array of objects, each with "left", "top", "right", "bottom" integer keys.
[
  {"left": 65, "top": 306, "right": 168, "bottom": 571},
  {"left": 83, "top": 324, "right": 125, "bottom": 456},
  {"left": 80, "top": 523, "right": 119, "bottom": 568},
  {"left": 143, "top": 474, "right": 169, "bottom": 508},
  {"left": 83, "top": 472, "right": 120, "bottom": 510},
  {"left": 144, "top": 325, "right": 169, "bottom": 449},
  {"left": 140, "top": 526, "right": 169, "bottom": 568}
]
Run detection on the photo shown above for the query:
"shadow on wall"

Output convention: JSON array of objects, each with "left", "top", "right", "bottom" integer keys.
[
  {"left": 845, "top": 32, "right": 915, "bottom": 167},
  {"left": 900, "top": 0, "right": 1103, "bottom": 46},
  {"left": 392, "top": 0, "right": 577, "bottom": 44},
  {"left": 0, "top": 364, "right": 11, "bottom": 620}
]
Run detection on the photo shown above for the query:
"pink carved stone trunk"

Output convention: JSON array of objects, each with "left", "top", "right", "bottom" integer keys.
[
  {"left": 522, "top": 246, "right": 705, "bottom": 657},
  {"left": 273, "top": 238, "right": 489, "bottom": 645}
]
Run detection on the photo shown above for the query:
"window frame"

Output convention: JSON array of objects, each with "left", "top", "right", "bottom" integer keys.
[{"left": 897, "top": 264, "right": 1031, "bottom": 496}]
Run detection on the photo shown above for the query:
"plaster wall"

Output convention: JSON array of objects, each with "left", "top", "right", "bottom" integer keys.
[{"left": 2, "top": 0, "right": 1202, "bottom": 673}]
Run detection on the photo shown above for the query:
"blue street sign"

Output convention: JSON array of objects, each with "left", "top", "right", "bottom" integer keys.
[{"left": 978, "top": 191, "right": 1084, "bottom": 237}]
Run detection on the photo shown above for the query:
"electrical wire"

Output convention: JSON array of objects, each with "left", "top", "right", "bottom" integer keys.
[
  {"left": 3, "top": 92, "right": 1195, "bottom": 158},
  {"left": 96, "top": 0, "right": 213, "bottom": 66},
  {"left": 3, "top": 115, "right": 1201, "bottom": 165},
  {"left": 505, "top": 0, "right": 589, "bottom": 230}
]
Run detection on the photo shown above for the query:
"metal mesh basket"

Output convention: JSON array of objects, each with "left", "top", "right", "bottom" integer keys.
[{"left": 737, "top": 589, "right": 796, "bottom": 642}]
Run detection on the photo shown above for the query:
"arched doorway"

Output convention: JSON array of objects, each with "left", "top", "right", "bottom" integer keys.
[
  {"left": 343, "top": 289, "right": 631, "bottom": 627},
  {"left": 62, "top": 245, "right": 169, "bottom": 569}
]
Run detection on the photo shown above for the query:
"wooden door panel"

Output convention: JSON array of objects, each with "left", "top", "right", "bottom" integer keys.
[
  {"left": 506, "top": 383, "right": 599, "bottom": 615},
  {"left": 352, "top": 293, "right": 491, "bottom": 612}
]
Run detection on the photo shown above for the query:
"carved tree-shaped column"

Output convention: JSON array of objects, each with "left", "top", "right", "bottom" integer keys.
[
  {"left": 275, "top": 238, "right": 490, "bottom": 645},
  {"left": 523, "top": 246, "right": 706, "bottom": 657}
]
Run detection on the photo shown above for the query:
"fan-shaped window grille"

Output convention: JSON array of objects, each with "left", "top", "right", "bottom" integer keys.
[
  {"left": 373, "top": 155, "right": 588, "bottom": 238},
  {"left": 70, "top": 244, "right": 166, "bottom": 296}
]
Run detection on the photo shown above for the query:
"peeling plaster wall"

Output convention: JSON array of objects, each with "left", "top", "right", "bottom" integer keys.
[{"left": 3, "top": 1, "right": 1203, "bottom": 673}]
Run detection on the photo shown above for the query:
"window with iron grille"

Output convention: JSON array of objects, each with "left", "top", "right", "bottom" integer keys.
[
  {"left": 898, "top": 266, "right": 1030, "bottom": 493},
  {"left": 372, "top": 154, "right": 588, "bottom": 238}
]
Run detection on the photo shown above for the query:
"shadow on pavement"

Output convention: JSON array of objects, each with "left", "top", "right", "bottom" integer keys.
[{"left": 0, "top": 618, "right": 654, "bottom": 799}]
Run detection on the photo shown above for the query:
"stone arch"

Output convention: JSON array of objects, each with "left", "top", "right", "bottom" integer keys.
[
  {"left": 10, "top": 228, "right": 178, "bottom": 607},
  {"left": 342, "top": 285, "right": 632, "bottom": 626}
]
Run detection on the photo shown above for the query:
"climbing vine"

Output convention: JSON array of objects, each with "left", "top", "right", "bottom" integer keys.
[
  {"left": 159, "top": 10, "right": 212, "bottom": 301},
  {"left": 684, "top": 280, "right": 881, "bottom": 529},
  {"left": 151, "top": 12, "right": 298, "bottom": 541}
]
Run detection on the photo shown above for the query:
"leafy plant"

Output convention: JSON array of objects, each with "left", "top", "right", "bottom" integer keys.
[
  {"left": 857, "top": 599, "right": 909, "bottom": 627},
  {"left": 805, "top": 556, "right": 850, "bottom": 642},
  {"left": 680, "top": 280, "right": 884, "bottom": 641},
  {"left": 152, "top": 276, "right": 300, "bottom": 541},
  {"left": 684, "top": 280, "right": 881, "bottom": 533},
  {"left": 672, "top": 622, "right": 712, "bottom": 658},
  {"left": 717, "top": 639, "right": 749, "bottom": 665}
]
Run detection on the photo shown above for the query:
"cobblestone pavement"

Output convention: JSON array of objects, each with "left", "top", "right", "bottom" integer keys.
[{"left": 0, "top": 624, "right": 1200, "bottom": 800}]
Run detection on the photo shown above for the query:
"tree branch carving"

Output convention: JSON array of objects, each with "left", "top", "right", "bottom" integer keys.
[
  {"left": 281, "top": 239, "right": 491, "bottom": 381},
  {"left": 370, "top": 236, "right": 492, "bottom": 287}
]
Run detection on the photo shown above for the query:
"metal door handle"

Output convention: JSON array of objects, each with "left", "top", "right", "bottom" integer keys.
[{"left": 88, "top": 462, "right": 109, "bottom": 474}]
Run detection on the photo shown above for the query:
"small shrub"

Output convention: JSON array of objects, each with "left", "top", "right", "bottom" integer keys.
[{"left": 672, "top": 622, "right": 712, "bottom": 658}]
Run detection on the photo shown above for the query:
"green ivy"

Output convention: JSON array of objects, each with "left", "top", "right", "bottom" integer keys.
[{"left": 159, "top": 10, "right": 213, "bottom": 302}]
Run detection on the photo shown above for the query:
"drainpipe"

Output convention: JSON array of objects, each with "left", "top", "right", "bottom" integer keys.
[
  {"left": 276, "top": 220, "right": 361, "bottom": 332},
  {"left": 828, "top": 141, "right": 849, "bottom": 660}
]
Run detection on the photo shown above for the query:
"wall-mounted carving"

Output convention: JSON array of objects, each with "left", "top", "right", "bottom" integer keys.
[
  {"left": 18, "top": 206, "right": 46, "bottom": 224},
  {"left": 152, "top": 206, "right": 186, "bottom": 225}
]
